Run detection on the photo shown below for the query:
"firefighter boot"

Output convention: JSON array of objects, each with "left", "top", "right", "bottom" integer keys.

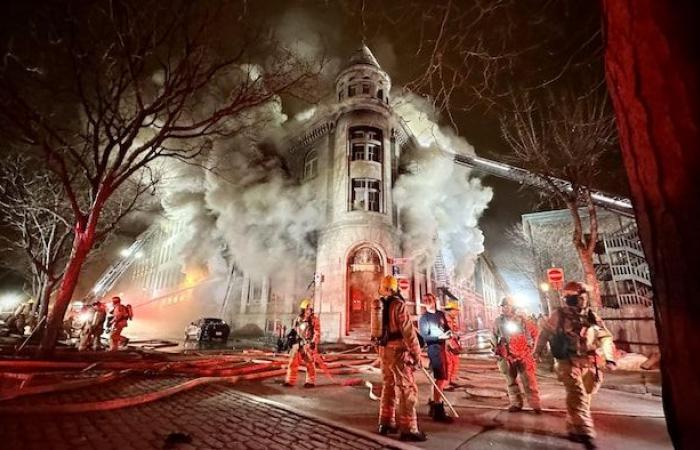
[
  {"left": 378, "top": 424, "right": 398, "bottom": 435},
  {"left": 399, "top": 431, "right": 428, "bottom": 442},
  {"left": 432, "top": 402, "right": 454, "bottom": 423}
]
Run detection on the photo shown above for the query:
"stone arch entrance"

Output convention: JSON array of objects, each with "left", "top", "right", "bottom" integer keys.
[{"left": 346, "top": 246, "right": 383, "bottom": 337}]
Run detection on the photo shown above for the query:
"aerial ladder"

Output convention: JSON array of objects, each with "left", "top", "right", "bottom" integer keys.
[
  {"left": 450, "top": 153, "right": 635, "bottom": 218},
  {"left": 85, "top": 227, "right": 157, "bottom": 302}
]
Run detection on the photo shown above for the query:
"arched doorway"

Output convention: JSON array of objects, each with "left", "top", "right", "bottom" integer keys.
[{"left": 347, "top": 246, "right": 383, "bottom": 336}]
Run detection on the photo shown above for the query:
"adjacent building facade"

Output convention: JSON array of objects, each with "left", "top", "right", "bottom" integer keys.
[{"left": 522, "top": 208, "right": 658, "bottom": 354}]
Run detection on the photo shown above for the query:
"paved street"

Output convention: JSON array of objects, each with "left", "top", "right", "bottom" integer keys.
[
  {"left": 0, "top": 354, "right": 672, "bottom": 450},
  {"left": 0, "top": 376, "right": 399, "bottom": 450}
]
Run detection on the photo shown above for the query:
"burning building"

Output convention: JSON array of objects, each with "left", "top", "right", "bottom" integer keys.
[{"left": 106, "top": 46, "right": 498, "bottom": 342}]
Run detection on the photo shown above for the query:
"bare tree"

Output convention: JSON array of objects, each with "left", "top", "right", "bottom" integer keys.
[
  {"left": 0, "top": 156, "right": 73, "bottom": 322},
  {"left": 499, "top": 85, "right": 618, "bottom": 308},
  {"left": 0, "top": 1, "right": 321, "bottom": 353},
  {"left": 346, "top": 0, "right": 602, "bottom": 125}
]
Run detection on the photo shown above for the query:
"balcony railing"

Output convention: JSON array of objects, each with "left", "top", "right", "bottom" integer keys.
[
  {"left": 611, "top": 264, "right": 652, "bottom": 285},
  {"left": 617, "top": 293, "right": 653, "bottom": 307}
]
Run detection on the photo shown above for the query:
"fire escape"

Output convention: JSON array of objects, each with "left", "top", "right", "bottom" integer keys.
[{"left": 599, "top": 223, "right": 653, "bottom": 308}]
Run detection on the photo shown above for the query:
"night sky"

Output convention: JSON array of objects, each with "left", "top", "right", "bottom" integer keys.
[{"left": 0, "top": 1, "right": 626, "bottom": 301}]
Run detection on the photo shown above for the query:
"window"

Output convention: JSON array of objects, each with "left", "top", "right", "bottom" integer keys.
[
  {"left": 348, "top": 85, "right": 356, "bottom": 97},
  {"left": 377, "top": 89, "right": 383, "bottom": 100},
  {"left": 338, "top": 91, "right": 343, "bottom": 101},
  {"left": 304, "top": 150, "right": 318, "bottom": 179},
  {"left": 349, "top": 126, "right": 383, "bottom": 163},
  {"left": 362, "top": 83, "right": 370, "bottom": 94},
  {"left": 352, "top": 178, "right": 381, "bottom": 212}
]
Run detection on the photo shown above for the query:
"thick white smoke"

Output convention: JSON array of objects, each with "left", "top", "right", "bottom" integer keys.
[
  {"left": 160, "top": 98, "right": 323, "bottom": 290},
  {"left": 393, "top": 94, "right": 493, "bottom": 278}
]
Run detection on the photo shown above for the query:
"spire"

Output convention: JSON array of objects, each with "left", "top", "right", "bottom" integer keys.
[{"left": 346, "top": 44, "right": 381, "bottom": 69}]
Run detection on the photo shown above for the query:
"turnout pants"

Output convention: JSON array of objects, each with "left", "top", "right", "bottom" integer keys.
[
  {"left": 285, "top": 343, "right": 316, "bottom": 385},
  {"left": 109, "top": 322, "right": 126, "bottom": 351},
  {"left": 557, "top": 359, "right": 603, "bottom": 438},
  {"left": 497, "top": 355, "right": 541, "bottom": 409},
  {"left": 379, "top": 343, "right": 419, "bottom": 434},
  {"left": 448, "top": 351, "right": 460, "bottom": 384}
]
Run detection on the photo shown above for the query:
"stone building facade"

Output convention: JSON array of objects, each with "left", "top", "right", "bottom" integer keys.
[{"left": 109, "top": 46, "right": 502, "bottom": 342}]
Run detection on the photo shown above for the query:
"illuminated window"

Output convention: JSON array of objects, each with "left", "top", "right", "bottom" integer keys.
[
  {"left": 304, "top": 149, "right": 318, "bottom": 179},
  {"left": 352, "top": 178, "right": 381, "bottom": 212}
]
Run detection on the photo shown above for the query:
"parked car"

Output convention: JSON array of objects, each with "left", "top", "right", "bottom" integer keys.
[{"left": 184, "top": 318, "right": 230, "bottom": 342}]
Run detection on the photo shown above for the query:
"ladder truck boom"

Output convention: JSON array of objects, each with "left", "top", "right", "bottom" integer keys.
[
  {"left": 452, "top": 153, "right": 635, "bottom": 218},
  {"left": 86, "top": 227, "right": 157, "bottom": 302}
]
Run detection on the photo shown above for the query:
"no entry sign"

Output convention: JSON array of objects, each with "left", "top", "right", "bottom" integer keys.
[
  {"left": 546, "top": 268, "right": 564, "bottom": 290},
  {"left": 398, "top": 278, "right": 411, "bottom": 291}
]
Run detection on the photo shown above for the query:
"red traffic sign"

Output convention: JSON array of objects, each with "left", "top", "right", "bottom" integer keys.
[
  {"left": 398, "top": 278, "right": 411, "bottom": 291},
  {"left": 546, "top": 268, "right": 564, "bottom": 289}
]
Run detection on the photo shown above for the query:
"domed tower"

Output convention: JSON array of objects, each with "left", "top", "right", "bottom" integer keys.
[{"left": 313, "top": 45, "right": 404, "bottom": 343}]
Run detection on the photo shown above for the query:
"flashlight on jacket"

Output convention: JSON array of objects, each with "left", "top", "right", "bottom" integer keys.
[{"left": 504, "top": 320, "right": 520, "bottom": 335}]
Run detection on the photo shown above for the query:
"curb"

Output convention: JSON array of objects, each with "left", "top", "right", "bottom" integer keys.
[{"left": 233, "top": 389, "right": 421, "bottom": 450}]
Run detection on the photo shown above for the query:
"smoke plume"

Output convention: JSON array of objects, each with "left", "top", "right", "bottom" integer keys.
[{"left": 393, "top": 94, "right": 493, "bottom": 278}]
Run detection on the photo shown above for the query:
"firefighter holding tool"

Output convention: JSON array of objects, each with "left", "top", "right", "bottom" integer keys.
[{"left": 284, "top": 298, "right": 320, "bottom": 388}]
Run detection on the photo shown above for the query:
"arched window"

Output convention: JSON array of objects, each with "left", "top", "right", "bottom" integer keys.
[
  {"left": 348, "top": 85, "right": 356, "bottom": 97},
  {"left": 304, "top": 149, "right": 318, "bottom": 179},
  {"left": 377, "top": 89, "right": 383, "bottom": 100}
]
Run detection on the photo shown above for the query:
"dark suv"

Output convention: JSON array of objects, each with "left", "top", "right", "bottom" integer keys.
[{"left": 184, "top": 318, "right": 230, "bottom": 342}]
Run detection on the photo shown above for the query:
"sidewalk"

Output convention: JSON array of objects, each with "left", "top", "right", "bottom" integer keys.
[{"left": 237, "top": 355, "right": 671, "bottom": 450}]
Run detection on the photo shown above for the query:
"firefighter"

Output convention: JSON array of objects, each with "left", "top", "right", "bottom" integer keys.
[
  {"left": 106, "top": 296, "right": 132, "bottom": 351},
  {"left": 418, "top": 293, "right": 454, "bottom": 423},
  {"left": 376, "top": 275, "right": 427, "bottom": 442},
  {"left": 283, "top": 298, "right": 320, "bottom": 388},
  {"left": 90, "top": 301, "right": 107, "bottom": 350},
  {"left": 534, "top": 281, "right": 616, "bottom": 448},
  {"left": 443, "top": 300, "right": 462, "bottom": 388},
  {"left": 493, "top": 296, "right": 542, "bottom": 413},
  {"left": 77, "top": 302, "right": 96, "bottom": 351}
]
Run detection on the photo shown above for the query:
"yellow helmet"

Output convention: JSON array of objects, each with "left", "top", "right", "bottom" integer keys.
[
  {"left": 445, "top": 300, "right": 459, "bottom": 310},
  {"left": 379, "top": 275, "right": 398, "bottom": 295},
  {"left": 299, "top": 298, "right": 312, "bottom": 310}
]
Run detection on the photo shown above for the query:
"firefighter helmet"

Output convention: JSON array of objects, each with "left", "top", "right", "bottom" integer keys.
[
  {"left": 445, "top": 300, "right": 459, "bottom": 310},
  {"left": 299, "top": 298, "right": 312, "bottom": 310},
  {"left": 379, "top": 275, "right": 398, "bottom": 295},
  {"left": 563, "top": 281, "right": 587, "bottom": 294}
]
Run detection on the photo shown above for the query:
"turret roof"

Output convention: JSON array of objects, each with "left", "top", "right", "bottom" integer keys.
[{"left": 345, "top": 44, "right": 381, "bottom": 69}]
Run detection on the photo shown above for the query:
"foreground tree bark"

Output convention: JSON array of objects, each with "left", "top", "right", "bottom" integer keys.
[{"left": 603, "top": 1, "right": 700, "bottom": 448}]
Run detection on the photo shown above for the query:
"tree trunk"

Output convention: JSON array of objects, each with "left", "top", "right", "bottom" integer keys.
[
  {"left": 603, "top": 1, "right": 699, "bottom": 448},
  {"left": 578, "top": 249, "right": 601, "bottom": 309},
  {"left": 38, "top": 223, "right": 97, "bottom": 355}
]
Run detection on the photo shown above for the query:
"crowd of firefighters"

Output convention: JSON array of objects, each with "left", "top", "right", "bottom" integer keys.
[
  {"left": 282, "top": 275, "right": 615, "bottom": 449},
  {"left": 75, "top": 296, "right": 133, "bottom": 352}
]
